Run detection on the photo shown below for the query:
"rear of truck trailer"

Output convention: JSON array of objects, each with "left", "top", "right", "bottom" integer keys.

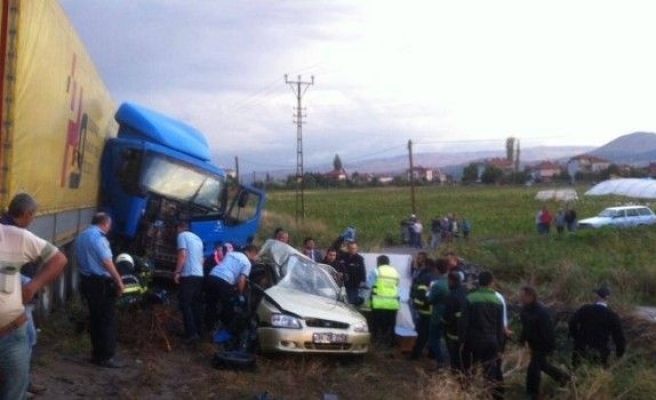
[{"left": 0, "top": 0, "right": 117, "bottom": 316}]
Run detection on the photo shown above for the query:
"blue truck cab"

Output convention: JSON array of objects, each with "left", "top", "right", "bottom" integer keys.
[{"left": 100, "top": 103, "right": 265, "bottom": 275}]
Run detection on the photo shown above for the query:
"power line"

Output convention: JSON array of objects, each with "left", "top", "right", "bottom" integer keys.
[{"left": 285, "top": 74, "right": 314, "bottom": 224}]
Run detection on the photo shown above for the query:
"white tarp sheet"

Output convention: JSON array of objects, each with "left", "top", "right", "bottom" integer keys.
[
  {"left": 585, "top": 178, "right": 656, "bottom": 199},
  {"left": 361, "top": 252, "right": 416, "bottom": 335},
  {"left": 535, "top": 189, "right": 579, "bottom": 201}
]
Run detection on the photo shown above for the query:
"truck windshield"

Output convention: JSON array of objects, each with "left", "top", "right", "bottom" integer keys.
[{"left": 140, "top": 154, "right": 224, "bottom": 210}]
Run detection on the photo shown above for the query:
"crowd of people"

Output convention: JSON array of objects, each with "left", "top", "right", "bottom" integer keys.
[
  {"left": 0, "top": 191, "right": 627, "bottom": 400},
  {"left": 535, "top": 205, "right": 577, "bottom": 235},
  {"left": 402, "top": 213, "right": 471, "bottom": 250},
  {"left": 408, "top": 250, "right": 626, "bottom": 400}
]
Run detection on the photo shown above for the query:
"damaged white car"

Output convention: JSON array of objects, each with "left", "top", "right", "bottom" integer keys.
[{"left": 250, "top": 240, "right": 370, "bottom": 354}]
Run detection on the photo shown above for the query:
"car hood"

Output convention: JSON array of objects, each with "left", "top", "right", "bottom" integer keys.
[
  {"left": 265, "top": 285, "right": 365, "bottom": 324},
  {"left": 578, "top": 216, "right": 609, "bottom": 226}
]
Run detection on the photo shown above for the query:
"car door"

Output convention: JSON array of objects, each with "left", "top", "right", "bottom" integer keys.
[
  {"left": 625, "top": 208, "right": 640, "bottom": 227},
  {"left": 612, "top": 209, "right": 626, "bottom": 227},
  {"left": 637, "top": 207, "right": 656, "bottom": 225}
]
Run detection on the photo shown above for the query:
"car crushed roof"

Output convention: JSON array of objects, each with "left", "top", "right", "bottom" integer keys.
[{"left": 256, "top": 239, "right": 342, "bottom": 301}]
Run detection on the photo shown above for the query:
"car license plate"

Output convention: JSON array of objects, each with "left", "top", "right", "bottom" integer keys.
[{"left": 312, "top": 332, "right": 347, "bottom": 344}]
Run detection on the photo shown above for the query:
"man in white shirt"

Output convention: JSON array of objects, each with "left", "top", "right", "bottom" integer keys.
[
  {"left": 0, "top": 223, "right": 67, "bottom": 400},
  {"left": 174, "top": 221, "right": 204, "bottom": 343},
  {"left": 205, "top": 245, "right": 259, "bottom": 333}
]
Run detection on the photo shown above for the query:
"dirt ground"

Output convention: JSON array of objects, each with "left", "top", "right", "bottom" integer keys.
[{"left": 29, "top": 298, "right": 531, "bottom": 400}]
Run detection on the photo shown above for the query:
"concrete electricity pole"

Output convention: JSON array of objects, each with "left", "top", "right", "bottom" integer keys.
[
  {"left": 234, "top": 155, "right": 240, "bottom": 184},
  {"left": 408, "top": 139, "right": 416, "bottom": 215},
  {"left": 285, "top": 74, "right": 314, "bottom": 224}
]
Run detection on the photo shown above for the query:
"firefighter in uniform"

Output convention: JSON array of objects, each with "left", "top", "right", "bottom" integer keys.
[
  {"left": 368, "top": 255, "right": 400, "bottom": 347},
  {"left": 409, "top": 259, "right": 436, "bottom": 359}
]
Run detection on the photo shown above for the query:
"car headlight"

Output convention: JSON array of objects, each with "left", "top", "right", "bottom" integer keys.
[
  {"left": 353, "top": 321, "right": 369, "bottom": 333},
  {"left": 271, "top": 313, "right": 302, "bottom": 329}
]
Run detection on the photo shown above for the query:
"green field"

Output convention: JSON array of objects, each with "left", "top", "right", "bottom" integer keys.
[
  {"left": 37, "top": 185, "right": 656, "bottom": 399},
  {"left": 260, "top": 185, "right": 656, "bottom": 307},
  {"left": 252, "top": 185, "right": 656, "bottom": 399}
]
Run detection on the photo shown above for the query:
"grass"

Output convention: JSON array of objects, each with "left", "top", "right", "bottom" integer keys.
[
  {"left": 260, "top": 185, "right": 656, "bottom": 305},
  {"left": 255, "top": 185, "right": 656, "bottom": 399},
  {"left": 36, "top": 185, "right": 656, "bottom": 399}
]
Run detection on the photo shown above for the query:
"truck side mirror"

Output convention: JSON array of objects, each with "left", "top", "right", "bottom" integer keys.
[{"left": 238, "top": 191, "right": 249, "bottom": 208}]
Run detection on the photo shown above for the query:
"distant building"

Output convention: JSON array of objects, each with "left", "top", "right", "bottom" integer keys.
[
  {"left": 530, "top": 161, "right": 562, "bottom": 182},
  {"left": 567, "top": 155, "right": 611, "bottom": 173},
  {"left": 351, "top": 172, "right": 375, "bottom": 184},
  {"left": 376, "top": 175, "right": 394, "bottom": 184},
  {"left": 407, "top": 166, "right": 434, "bottom": 182},
  {"left": 323, "top": 168, "right": 347, "bottom": 181},
  {"left": 486, "top": 158, "right": 516, "bottom": 172},
  {"left": 567, "top": 154, "right": 611, "bottom": 183},
  {"left": 433, "top": 168, "right": 448, "bottom": 185},
  {"left": 471, "top": 158, "right": 516, "bottom": 182},
  {"left": 648, "top": 162, "right": 656, "bottom": 177}
]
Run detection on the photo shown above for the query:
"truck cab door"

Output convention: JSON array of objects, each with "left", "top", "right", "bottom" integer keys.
[
  {"left": 192, "top": 184, "right": 266, "bottom": 250},
  {"left": 226, "top": 185, "right": 266, "bottom": 229}
]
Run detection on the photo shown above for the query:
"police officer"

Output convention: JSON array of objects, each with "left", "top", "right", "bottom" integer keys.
[
  {"left": 174, "top": 220, "right": 204, "bottom": 343},
  {"left": 75, "top": 212, "right": 125, "bottom": 368},
  {"left": 569, "top": 285, "right": 625, "bottom": 368},
  {"left": 205, "top": 245, "right": 259, "bottom": 334},
  {"left": 519, "top": 286, "right": 570, "bottom": 399},
  {"left": 367, "top": 255, "right": 400, "bottom": 347}
]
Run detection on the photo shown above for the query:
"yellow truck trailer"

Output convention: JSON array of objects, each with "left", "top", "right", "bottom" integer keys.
[{"left": 0, "top": 0, "right": 117, "bottom": 315}]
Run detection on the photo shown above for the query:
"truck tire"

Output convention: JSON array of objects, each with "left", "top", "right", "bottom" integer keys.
[
  {"left": 55, "top": 273, "right": 67, "bottom": 306},
  {"left": 36, "top": 283, "right": 54, "bottom": 321}
]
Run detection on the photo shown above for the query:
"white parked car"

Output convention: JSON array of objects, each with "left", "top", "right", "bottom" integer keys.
[{"left": 578, "top": 205, "right": 656, "bottom": 229}]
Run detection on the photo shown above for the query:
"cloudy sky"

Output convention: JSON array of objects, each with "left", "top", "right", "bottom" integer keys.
[{"left": 60, "top": 0, "right": 656, "bottom": 174}]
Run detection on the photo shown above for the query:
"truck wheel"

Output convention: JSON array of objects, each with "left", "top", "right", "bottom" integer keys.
[
  {"left": 55, "top": 273, "right": 67, "bottom": 306},
  {"left": 36, "top": 283, "right": 54, "bottom": 321},
  {"left": 69, "top": 259, "right": 80, "bottom": 295}
]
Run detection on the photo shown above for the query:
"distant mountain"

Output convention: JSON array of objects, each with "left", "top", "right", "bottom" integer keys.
[
  {"left": 344, "top": 146, "right": 595, "bottom": 175},
  {"left": 589, "top": 132, "right": 656, "bottom": 164},
  {"left": 245, "top": 145, "right": 596, "bottom": 181}
]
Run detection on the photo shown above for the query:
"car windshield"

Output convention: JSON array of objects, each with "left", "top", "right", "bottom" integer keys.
[
  {"left": 140, "top": 154, "right": 224, "bottom": 210},
  {"left": 598, "top": 209, "right": 619, "bottom": 218},
  {"left": 257, "top": 240, "right": 342, "bottom": 300}
]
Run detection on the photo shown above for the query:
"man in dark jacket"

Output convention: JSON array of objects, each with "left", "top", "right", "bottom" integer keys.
[
  {"left": 459, "top": 271, "right": 504, "bottom": 400},
  {"left": 569, "top": 285, "right": 626, "bottom": 368},
  {"left": 340, "top": 241, "right": 366, "bottom": 305},
  {"left": 443, "top": 271, "right": 468, "bottom": 374},
  {"left": 519, "top": 286, "right": 570, "bottom": 399}
]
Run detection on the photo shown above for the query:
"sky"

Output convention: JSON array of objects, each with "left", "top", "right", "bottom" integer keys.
[{"left": 60, "top": 0, "right": 656, "bottom": 175}]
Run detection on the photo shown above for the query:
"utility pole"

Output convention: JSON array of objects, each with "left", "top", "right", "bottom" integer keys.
[
  {"left": 408, "top": 140, "right": 416, "bottom": 215},
  {"left": 285, "top": 74, "right": 314, "bottom": 224},
  {"left": 234, "top": 156, "right": 240, "bottom": 184}
]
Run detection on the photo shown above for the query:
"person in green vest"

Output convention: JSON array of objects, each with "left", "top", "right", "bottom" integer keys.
[
  {"left": 427, "top": 259, "right": 450, "bottom": 368},
  {"left": 459, "top": 271, "right": 505, "bottom": 400},
  {"left": 368, "top": 255, "right": 401, "bottom": 347}
]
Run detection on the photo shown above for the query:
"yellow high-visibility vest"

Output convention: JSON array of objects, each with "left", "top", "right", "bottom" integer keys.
[
  {"left": 413, "top": 283, "right": 432, "bottom": 315},
  {"left": 371, "top": 265, "right": 400, "bottom": 311}
]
